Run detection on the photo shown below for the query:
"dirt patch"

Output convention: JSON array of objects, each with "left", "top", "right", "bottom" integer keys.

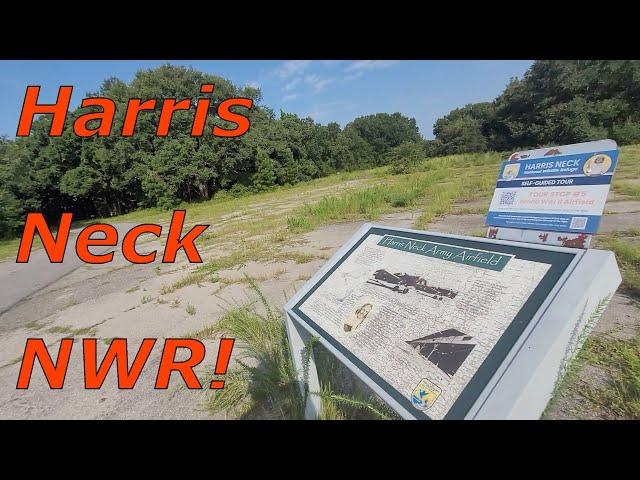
[
  {"left": 603, "top": 200, "right": 640, "bottom": 214},
  {"left": 599, "top": 212, "right": 640, "bottom": 233},
  {"left": 592, "top": 293, "right": 640, "bottom": 341},
  {"left": 0, "top": 261, "right": 157, "bottom": 334},
  {"left": 545, "top": 365, "right": 615, "bottom": 420},
  {"left": 426, "top": 214, "right": 486, "bottom": 236},
  {"left": 0, "top": 336, "right": 216, "bottom": 420},
  {"left": 452, "top": 198, "right": 490, "bottom": 212}
]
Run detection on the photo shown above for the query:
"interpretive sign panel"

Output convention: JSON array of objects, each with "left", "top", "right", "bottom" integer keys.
[
  {"left": 486, "top": 139, "right": 619, "bottom": 234},
  {"left": 288, "top": 225, "right": 578, "bottom": 419}
]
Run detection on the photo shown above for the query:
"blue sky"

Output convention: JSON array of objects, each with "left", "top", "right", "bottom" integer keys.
[{"left": 0, "top": 60, "right": 533, "bottom": 139}]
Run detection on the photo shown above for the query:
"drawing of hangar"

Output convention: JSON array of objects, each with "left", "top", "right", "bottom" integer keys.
[{"left": 407, "top": 329, "right": 475, "bottom": 377}]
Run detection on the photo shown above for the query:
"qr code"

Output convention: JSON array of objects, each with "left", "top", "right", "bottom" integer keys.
[
  {"left": 499, "top": 191, "right": 517, "bottom": 206},
  {"left": 570, "top": 217, "right": 588, "bottom": 230}
]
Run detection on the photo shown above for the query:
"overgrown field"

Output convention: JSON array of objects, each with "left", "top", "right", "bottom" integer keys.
[
  {"left": 2, "top": 144, "right": 640, "bottom": 419},
  {"left": 0, "top": 149, "right": 501, "bottom": 262}
]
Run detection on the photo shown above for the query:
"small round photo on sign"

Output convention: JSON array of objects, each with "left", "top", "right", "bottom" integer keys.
[
  {"left": 584, "top": 154, "right": 612, "bottom": 176},
  {"left": 502, "top": 163, "right": 520, "bottom": 180},
  {"left": 343, "top": 302, "right": 373, "bottom": 333}
]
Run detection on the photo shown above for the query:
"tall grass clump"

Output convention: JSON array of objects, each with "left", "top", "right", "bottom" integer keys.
[
  {"left": 285, "top": 152, "right": 501, "bottom": 234},
  {"left": 575, "top": 333, "right": 640, "bottom": 419},
  {"left": 598, "top": 236, "right": 640, "bottom": 296},
  {"left": 613, "top": 180, "right": 640, "bottom": 200},
  {"left": 205, "top": 275, "right": 400, "bottom": 419},
  {"left": 312, "top": 343, "right": 399, "bottom": 420},
  {"left": 205, "top": 275, "right": 304, "bottom": 419},
  {"left": 285, "top": 172, "right": 444, "bottom": 234},
  {"left": 617, "top": 145, "right": 640, "bottom": 179}
]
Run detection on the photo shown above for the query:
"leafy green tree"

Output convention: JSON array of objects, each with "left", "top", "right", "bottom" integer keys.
[
  {"left": 432, "top": 60, "right": 640, "bottom": 152},
  {"left": 346, "top": 113, "right": 421, "bottom": 161},
  {"left": 0, "top": 188, "right": 21, "bottom": 238},
  {"left": 251, "top": 148, "right": 277, "bottom": 191},
  {"left": 433, "top": 109, "right": 488, "bottom": 154},
  {"left": 335, "top": 127, "right": 376, "bottom": 170},
  {"left": 386, "top": 141, "right": 426, "bottom": 174}
]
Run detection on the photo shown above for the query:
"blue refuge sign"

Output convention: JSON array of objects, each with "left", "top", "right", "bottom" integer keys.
[{"left": 486, "top": 140, "right": 619, "bottom": 234}]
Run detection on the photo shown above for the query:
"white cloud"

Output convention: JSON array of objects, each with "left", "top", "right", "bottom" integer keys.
[
  {"left": 282, "top": 93, "right": 299, "bottom": 102},
  {"left": 283, "top": 78, "right": 301, "bottom": 91},
  {"left": 245, "top": 80, "right": 260, "bottom": 89},
  {"left": 274, "top": 60, "right": 312, "bottom": 79},
  {"left": 304, "top": 73, "right": 334, "bottom": 91},
  {"left": 344, "top": 60, "right": 397, "bottom": 80},
  {"left": 304, "top": 101, "right": 355, "bottom": 121},
  {"left": 345, "top": 60, "right": 397, "bottom": 72}
]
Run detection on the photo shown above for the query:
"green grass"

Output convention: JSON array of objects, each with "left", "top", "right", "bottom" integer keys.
[
  {"left": 0, "top": 237, "right": 20, "bottom": 262},
  {"left": 613, "top": 180, "right": 640, "bottom": 200},
  {"left": 46, "top": 324, "right": 96, "bottom": 336},
  {"left": 596, "top": 233, "right": 640, "bottom": 296},
  {"left": 285, "top": 251, "right": 319, "bottom": 264},
  {"left": 161, "top": 243, "right": 272, "bottom": 294},
  {"left": 201, "top": 276, "right": 397, "bottom": 419},
  {"left": 311, "top": 339, "right": 399, "bottom": 420},
  {"left": 548, "top": 331, "right": 640, "bottom": 419},
  {"left": 0, "top": 235, "right": 42, "bottom": 263},
  {"left": 89, "top": 167, "right": 373, "bottom": 227},
  {"left": 0, "top": 168, "right": 375, "bottom": 262},
  {"left": 203, "top": 276, "right": 304, "bottom": 419},
  {"left": 0, "top": 150, "right": 500, "bottom": 262},
  {"left": 544, "top": 295, "right": 611, "bottom": 417},
  {"left": 60, "top": 298, "right": 78, "bottom": 310},
  {"left": 25, "top": 320, "right": 44, "bottom": 330},
  {"left": 615, "top": 144, "right": 640, "bottom": 180},
  {"left": 579, "top": 333, "right": 640, "bottom": 418},
  {"left": 160, "top": 241, "right": 322, "bottom": 296},
  {"left": 469, "top": 228, "right": 489, "bottom": 237},
  {"left": 160, "top": 271, "right": 209, "bottom": 295},
  {"left": 286, "top": 152, "right": 499, "bottom": 234},
  {"left": 184, "top": 323, "right": 219, "bottom": 340}
]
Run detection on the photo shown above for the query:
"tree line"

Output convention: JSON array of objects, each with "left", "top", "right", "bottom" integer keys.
[
  {"left": 426, "top": 60, "right": 640, "bottom": 155},
  {"left": 0, "top": 64, "right": 421, "bottom": 237},
  {"left": 2, "top": 60, "right": 639, "bottom": 238}
]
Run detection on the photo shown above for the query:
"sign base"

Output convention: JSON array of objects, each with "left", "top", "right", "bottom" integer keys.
[
  {"left": 284, "top": 311, "right": 322, "bottom": 419},
  {"left": 487, "top": 226, "right": 592, "bottom": 249},
  {"left": 284, "top": 224, "right": 621, "bottom": 420}
]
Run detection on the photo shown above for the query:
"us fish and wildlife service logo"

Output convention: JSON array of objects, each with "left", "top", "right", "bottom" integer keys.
[{"left": 411, "top": 379, "right": 442, "bottom": 410}]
